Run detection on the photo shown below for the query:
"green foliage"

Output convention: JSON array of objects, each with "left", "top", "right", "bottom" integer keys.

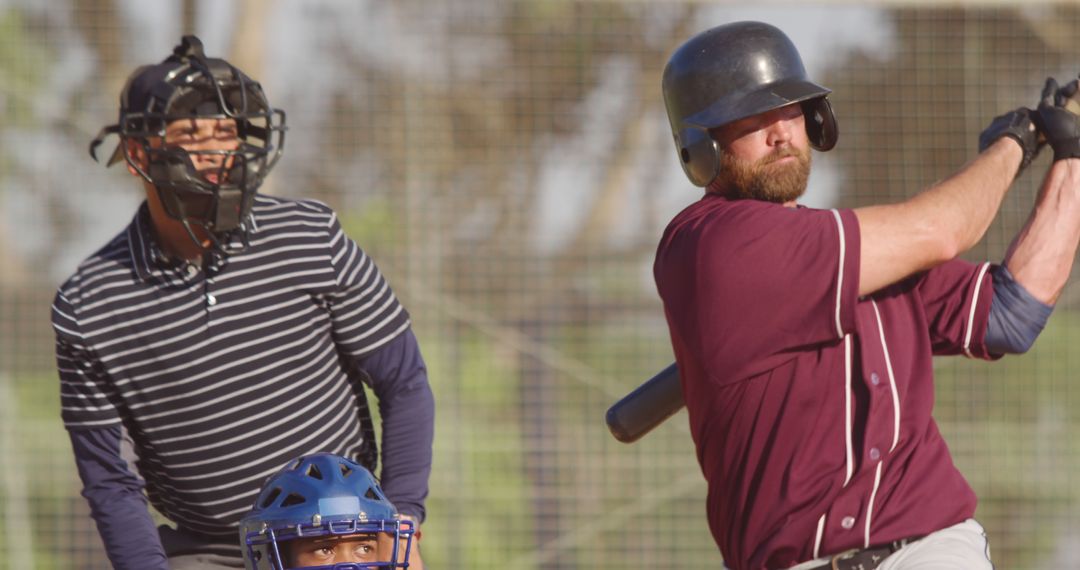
[
  {"left": 421, "top": 326, "right": 533, "bottom": 568},
  {"left": 933, "top": 309, "right": 1080, "bottom": 569},
  {"left": 0, "top": 8, "right": 52, "bottom": 189},
  {"left": 337, "top": 198, "right": 404, "bottom": 257},
  {"left": 2, "top": 373, "right": 88, "bottom": 569},
  {"left": 11, "top": 373, "right": 61, "bottom": 422},
  {"left": 411, "top": 311, "right": 721, "bottom": 568},
  {"left": 0, "top": 8, "right": 51, "bottom": 130}
]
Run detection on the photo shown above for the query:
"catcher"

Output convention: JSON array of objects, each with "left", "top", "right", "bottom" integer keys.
[{"left": 240, "top": 453, "right": 416, "bottom": 569}]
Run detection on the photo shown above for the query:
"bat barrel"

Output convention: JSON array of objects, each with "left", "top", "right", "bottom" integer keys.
[{"left": 605, "top": 362, "right": 685, "bottom": 443}]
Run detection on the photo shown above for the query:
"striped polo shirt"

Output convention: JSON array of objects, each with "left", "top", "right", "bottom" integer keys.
[{"left": 52, "top": 195, "right": 411, "bottom": 543}]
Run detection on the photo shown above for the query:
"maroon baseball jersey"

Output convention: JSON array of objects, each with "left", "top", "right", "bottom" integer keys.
[{"left": 654, "top": 193, "right": 996, "bottom": 570}]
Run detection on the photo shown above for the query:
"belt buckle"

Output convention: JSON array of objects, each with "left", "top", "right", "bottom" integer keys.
[
  {"left": 829, "top": 550, "right": 854, "bottom": 570},
  {"left": 829, "top": 548, "right": 887, "bottom": 570}
]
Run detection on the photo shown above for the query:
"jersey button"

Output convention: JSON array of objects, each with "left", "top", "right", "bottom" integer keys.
[
  {"left": 870, "top": 447, "right": 881, "bottom": 461},
  {"left": 870, "top": 372, "right": 881, "bottom": 386},
  {"left": 841, "top": 516, "right": 856, "bottom": 529},
  {"left": 206, "top": 293, "right": 217, "bottom": 306}
]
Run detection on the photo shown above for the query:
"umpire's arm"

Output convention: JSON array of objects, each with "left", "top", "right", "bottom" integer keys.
[
  {"left": 68, "top": 426, "right": 169, "bottom": 570},
  {"left": 358, "top": 327, "right": 435, "bottom": 523},
  {"left": 356, "top": 328, "right": 433, "bottom": 570},
  {"left": 54, "top": 290, "right": 168, "bottom": 570}
]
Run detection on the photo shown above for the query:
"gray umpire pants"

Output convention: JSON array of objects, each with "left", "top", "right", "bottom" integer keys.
[{"left": 160, "top": 526, "right": 244, "bottom": 569}]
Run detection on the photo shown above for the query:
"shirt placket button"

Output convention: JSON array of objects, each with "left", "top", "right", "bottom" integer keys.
[{"left": 841, "top": 516, "right": 856, "bottom": 529}]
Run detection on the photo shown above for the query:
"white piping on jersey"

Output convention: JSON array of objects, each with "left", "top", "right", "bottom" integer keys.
[
  {"left": 864, "top": 461, "right": 884, "bottom": 547},
  {"left": 830, "top": 209, "right": 846, "bottom": 339},
  {"left": 843, "top": 334, "right": 854, "bottom": 486},
  {"left": 813, "top": 513, "right": 827, "bottom": 559},
  {"left": 870, "top": 300, "right": 902, "bottom": 451},
  {"left": 963, "top": 262, "right": 991, "bottom": 358},
  {"left": 815, "top": 335, "right": 853, "bottom": 560},
  {"left": 815, "top": 212, "right": 849, "bottom": 560}
]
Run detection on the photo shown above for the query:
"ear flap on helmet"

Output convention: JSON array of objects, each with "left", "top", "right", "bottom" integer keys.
[
  {"left": 675, "top": 127, "right": 721, "bottom": 187},
  {"left": 802, "top": 97, "right": 838, "bottom": 152}
]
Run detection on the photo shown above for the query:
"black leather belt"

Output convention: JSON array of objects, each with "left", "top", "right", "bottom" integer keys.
[{"left": 807, "top": 536, "right": 923, "bottom": 570}]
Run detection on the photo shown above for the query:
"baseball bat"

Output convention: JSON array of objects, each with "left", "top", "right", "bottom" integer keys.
[{"left": 605, "top": 362, "right": 685, "bottom": 443}]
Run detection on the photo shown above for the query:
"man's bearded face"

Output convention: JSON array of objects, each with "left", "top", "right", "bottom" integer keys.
[{"left": 719, "top": 144, "right": 812, "bottom": 204}]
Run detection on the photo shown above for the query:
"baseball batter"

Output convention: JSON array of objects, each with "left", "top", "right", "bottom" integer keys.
[
  {"left": 653, "top": 21, "right": 1080, "bottom": 570},
  {"left": 52, "top": 36, "right": 432, "bottom": 569}
]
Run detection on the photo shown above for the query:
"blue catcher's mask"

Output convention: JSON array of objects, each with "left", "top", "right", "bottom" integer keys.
[
  {"left": 240, "top": 454, "right": 414, "bottom": 570},
  {"left": 89, "top": 34, "right": 287, "bottom": 255}
]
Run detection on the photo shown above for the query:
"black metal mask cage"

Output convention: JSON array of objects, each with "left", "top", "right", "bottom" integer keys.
[{"left": 90, "top": 35, "right": 287, "bottom": 255}]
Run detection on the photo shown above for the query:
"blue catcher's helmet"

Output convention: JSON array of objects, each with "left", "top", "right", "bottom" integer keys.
[{"left": 240, "top": 453, "right": 414, "bottom": 570}]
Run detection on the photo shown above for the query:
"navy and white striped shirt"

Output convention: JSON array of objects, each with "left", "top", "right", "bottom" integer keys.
[{"left": 53, "top": 195, "right": 433, "bottom": 565}]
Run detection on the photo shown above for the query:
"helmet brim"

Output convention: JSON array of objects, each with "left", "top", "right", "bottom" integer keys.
[{"left": 684, "top": 78, "right": 831, "bottom": 130}]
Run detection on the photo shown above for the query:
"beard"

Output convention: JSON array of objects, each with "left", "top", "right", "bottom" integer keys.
[{"left": 718, "top": 146, "right": 811, "bottom": 204}]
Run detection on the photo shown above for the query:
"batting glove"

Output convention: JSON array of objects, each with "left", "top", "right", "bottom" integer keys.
[
  {"left": 1032, "top": 76, "right": 1080, "bottom": 162},
  {"left": 979, "top": 107, "right": 1040, "bottom": 173}
]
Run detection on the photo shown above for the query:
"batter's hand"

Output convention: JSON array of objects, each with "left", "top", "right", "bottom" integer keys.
[
  {"left": 1032, "top": 76, "right": 1080, "bottom": 162},
  {"left": 979, "top": 107, "right": 1040, "bottom": 173}
]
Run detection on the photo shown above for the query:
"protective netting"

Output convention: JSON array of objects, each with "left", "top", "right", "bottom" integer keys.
[{"left": 3, "top": 2, "right": 1080, "bottom": 568}]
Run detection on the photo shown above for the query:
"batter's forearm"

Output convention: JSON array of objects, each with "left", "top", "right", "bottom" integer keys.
[
  {"left": 856, "top": 138, "right": 1022, "bottom": 296},
  {"left": 1003, "top": 159, "right": 1080, "bottom": 304},
  {"left": 919, "top": 138, "right": 1025, "bottom": 252}
]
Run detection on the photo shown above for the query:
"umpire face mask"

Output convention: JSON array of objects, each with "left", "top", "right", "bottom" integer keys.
[{"left": 90, "top": 35, "right": 287, "bottom": 254}]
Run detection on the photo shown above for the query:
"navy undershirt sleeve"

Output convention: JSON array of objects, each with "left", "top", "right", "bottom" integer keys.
[
  {"left": 358, "top": 328, "right": 435, "bottom": 523},
  {"left": 985, "top": 264, "right": 1054, "bottom": 354},
  {"left": 69, "top": 425, "right": 168, "bottom": 570}
]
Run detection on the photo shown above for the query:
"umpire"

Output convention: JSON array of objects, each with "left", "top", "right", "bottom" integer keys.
[
  {"left": 51, "top": 36, "right": 433, "bottom": 569},
  {"left": 654, "top": 21, "right": 1080, "bottom": 570}
]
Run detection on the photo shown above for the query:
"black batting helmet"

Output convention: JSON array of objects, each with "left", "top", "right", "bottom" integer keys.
[{"left": 662, "top": 21, "right": 838, "bottom": 187}]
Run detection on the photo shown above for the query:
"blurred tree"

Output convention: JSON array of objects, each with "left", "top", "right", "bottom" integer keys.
[
  {"left": 182, "top": 0, "right": 195, "bottom": 34},
  {"left": 0, "top": 8, "right": 41, "bottom": 288},
  {"left": 71, "top": 0, "right": 124, "bottom": 100},
  {"left": 303, "top": 1, "right": 701, "bottom": 565}
]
